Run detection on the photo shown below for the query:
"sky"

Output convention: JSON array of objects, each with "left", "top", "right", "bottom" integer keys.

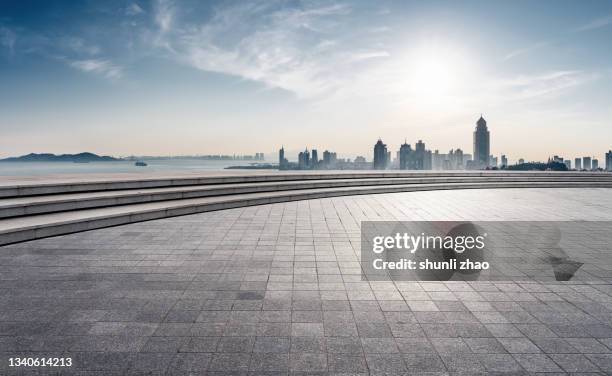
[{"left": 1, "top": 0, "right": 612, "bottom": 162}]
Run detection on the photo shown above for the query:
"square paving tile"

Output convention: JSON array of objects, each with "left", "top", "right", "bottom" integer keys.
[{"left": 2, "top": 188, "right": 612, "bottom": 374}]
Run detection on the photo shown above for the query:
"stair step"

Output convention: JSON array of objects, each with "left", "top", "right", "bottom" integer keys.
[
  {"left": 2, "top": 180, "right": 611, "bottom": 246},
  {"left": 2, "top": 175, "right": 612, "bottom": 218},
  {"left": 2, "top": 171, "right": 610, "bottom": 198}
]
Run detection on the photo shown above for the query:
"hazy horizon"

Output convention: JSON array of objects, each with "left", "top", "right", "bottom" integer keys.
[{"left": 1, "top": 0, "right": 612, "bottom": 161}]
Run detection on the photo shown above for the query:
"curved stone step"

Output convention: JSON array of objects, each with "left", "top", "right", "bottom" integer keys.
[
  {"left": 2, "top": 180, "right": 612, "bottom": 246},
  {"left": 3, "top": 175, "right": 612, "bottom": 218},
  {"left": 2, "top": 171, "right": 610, "bottom": 198}
]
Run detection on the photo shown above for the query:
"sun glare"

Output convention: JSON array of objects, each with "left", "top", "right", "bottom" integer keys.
[
  {"left": 412, "top": 57, "right": 454, "bottom": 97},
  {"left": 399, "top": 43, "right": 469, "bottom": 106}
]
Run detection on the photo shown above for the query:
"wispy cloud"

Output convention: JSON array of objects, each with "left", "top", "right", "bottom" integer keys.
[
  {"left": 70, "top": 59, "right": 123, "bottom": 79},
  {"left": 492, "top": 70, "right": 597, "bottom": 101},
  {"left": 504, "top": 14, "right": 612, "bottom": 61},
  {"left": 126, "top": 3, "right": 144, "bottom": 16},
  {"left": 155, "top": 0, "right": 174, "bottom": 33},
  {"left": 0, "top": 25, "right": 119, "bottom": 79},
  {"left": 0, "top": 26, "right": 17, "bottom": 54},
  {"left": 152, "top": 1, "right": 388, "bottom": 99},
  {"left": 503, "top": 41, "right": 550, "bottom": 61},
  {"left": 572, "top": 14, "right": 612, "bottom": 32},
  {"left": 61, "top": 37, "right": 100, "bottom": 56}
]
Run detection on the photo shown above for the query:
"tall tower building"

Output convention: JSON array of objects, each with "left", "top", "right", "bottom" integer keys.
[
  {"left": 414, "top": 140, "right": 432, "bottom": 170},
  {"left": 606, "top": 150, "right": 612, "bottom": 171},
  {"left": 311, "top": 149, "right": 318, "bottom": 168},
  {"left": 399, "top": 141, "right": 413, "bottom": 170},
  {"left": 473, "top": 115, "right": 490, "bottom": 169},
  {"left": 298, "top": 149, "right": 310, "bottom": 170},
  {"left": 583, "top": 157, "right": 591, "bottom": 171},
  {"left": 373, "top": 139, "right": 388, "bottom": 170},
  {"left": 575, "top": 158, "right": 582, "bottom": 170},
  {"left": 278, "top": 146, "right": 288, "bottom": 170},
  {"left": 455, "top": 148, "right": 464, "bottom": 170}
]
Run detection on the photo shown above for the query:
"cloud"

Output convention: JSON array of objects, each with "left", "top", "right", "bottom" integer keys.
[
  {"left": 61, "top": 37, "right": 100, "bottom": 55},
  {"left": 70, "top": 59, "right": 123, "bottom": 79},
  {"left": 503, "top": 41, "right": 550, "bottom": 61},
  {"left": 0, "top": 26, "right": 16, "bottom": 53},
  {"left": 572, "top": 14, "right": 612, "bottom": 32},
  {"left": 155, "top": 0, "right": 174, "bottom": 32},
  {"left": 126, "top": 3, "right": 144, "bottom": 16},
  {"left": 504, "top": 13, "right": 612, "bottom": 62},
  {"left": 152, "top": 1, "right": 389, "bottom": 99},
  {"left": 491, "top": 70, "right": 597, "bottom": 101}
]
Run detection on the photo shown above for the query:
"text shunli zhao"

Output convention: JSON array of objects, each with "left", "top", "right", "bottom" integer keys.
[{"left": 371, "top": 233, "right": 490, "bottom": 271}]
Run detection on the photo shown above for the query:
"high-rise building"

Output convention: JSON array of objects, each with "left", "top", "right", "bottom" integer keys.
[
  {"left": 311, "top": 149, "right": 318, "bottom": 168},
  {"left": 583, "top": 157, "right": 591, "bottom": 171},
  {"left": 489, "top": 155, "right": 498, "bottom": 168},
  {"left": 432, "top": 150, "right": 443, "bottom": 170},
  {"left": 373, "top": 139, "right": 388, "bottom": 170},
  {"left": 473, "top": 115, "right": 490, "bottom": 169},
  {"left": 414, "top": 140, "right": 432, "bottom": 170},
  {"left": 606, "top": 150, "right": 612, "bottom": 171},
  {"left": 278, "top": 147, "right": 288, "bottom": 170},
  {"left": 298, "top": 149, "right": 310, "bottom": 169},
  {"left": 454, "top": 149, "right": 464, "bottom": 170},
  {"left": 575, "top": 158, "right": 582, "bottom": 170},
  {"left": 322, "top": 150, "right": 337, "bottom": 168},
  {"left": 500, "top": 154, "right": 508, "bottom": 168},
  {"left": 399, "top": 141, "right": 413, "bottom": 170},
  {"left": 461, "top": 153, "right": 472, "bottom": 168},
  {"left": 564, "top": 160, "right": 571, "bottom": 170},
  {"left": 592, "top": 159, "right": 599, "bottom": 170}
]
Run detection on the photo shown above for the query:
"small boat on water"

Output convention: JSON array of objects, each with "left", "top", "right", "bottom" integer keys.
[{"left": 134, "top": 161, "right": 147, "bottom": 167}]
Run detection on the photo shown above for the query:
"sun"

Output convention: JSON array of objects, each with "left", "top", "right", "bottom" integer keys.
[
  {"left": 411, "top": 57, "right": 454, "bottom": 97},
  {"left": 399, "top": 43, "right": 468, "bottom": 106}
]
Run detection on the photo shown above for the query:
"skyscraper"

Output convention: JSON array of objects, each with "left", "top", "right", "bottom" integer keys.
[
  {"left": 298, "top": 149, "right": 310, "bottom": 169},
  {"left": 278, "top": 147, "right": 288, "bottom": 170},
  {"left": 453, "top": 149, "right": 464, "bottom": 170},
  {"left": 575, "top": 158, "right": 582, "bottom": 170},
  {"left": 606, "top": 150, "right": 612, "bottom": 171},
  {"left": 501, "top": 155, "right": 508, "bottom": 168},
  {"left": 583, "top": 157, "right": 591, "bottom": 171},
  {"left": 373, "top": 139, "right": 388, "bottom": 170},
  {"left": 592, "top": 159, "right": 598, "bottom": 170},
  {"left": 311, "top": 149, "right": 318, "bottom": 168},
  {"left": 399, "top": 141, "right": 413, "bottom": 170},
  {"left": 414, "top": 140, "right": 432, "bottom": 170},
  {"left": 473, "top": 115, "right": 490, "bottom": 169},
  {"left": 322, "top": 150, "right": 337, "bottom": 168}
]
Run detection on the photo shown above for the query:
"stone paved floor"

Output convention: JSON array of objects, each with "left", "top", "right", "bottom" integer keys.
[{"left": 1, "top": 188, "right": 612, "bottom": 375}]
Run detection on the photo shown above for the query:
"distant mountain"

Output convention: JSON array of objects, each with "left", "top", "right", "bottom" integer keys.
[{"left": 0, "top": 152, "right": 120, "bottom": 162}]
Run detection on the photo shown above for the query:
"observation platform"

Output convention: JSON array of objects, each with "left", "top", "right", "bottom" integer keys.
[
  {"left": 2, "top": 171, "right": 612, "bottom": 246},
  {"left": 0, "top": 187, "right": 611, "bottom": 374}
]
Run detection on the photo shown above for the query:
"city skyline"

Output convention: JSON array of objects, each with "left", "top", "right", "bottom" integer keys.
[
  {"left": 279, "top": 115, "right": 611, "bottom": 171},
  {"left": 2, "top": 1, "right": 612, "bottom": 160}
]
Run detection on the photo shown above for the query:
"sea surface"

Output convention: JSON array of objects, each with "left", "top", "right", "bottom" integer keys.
[{"left": 0, "top": 159, "right": 272, "bottom": 176}]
